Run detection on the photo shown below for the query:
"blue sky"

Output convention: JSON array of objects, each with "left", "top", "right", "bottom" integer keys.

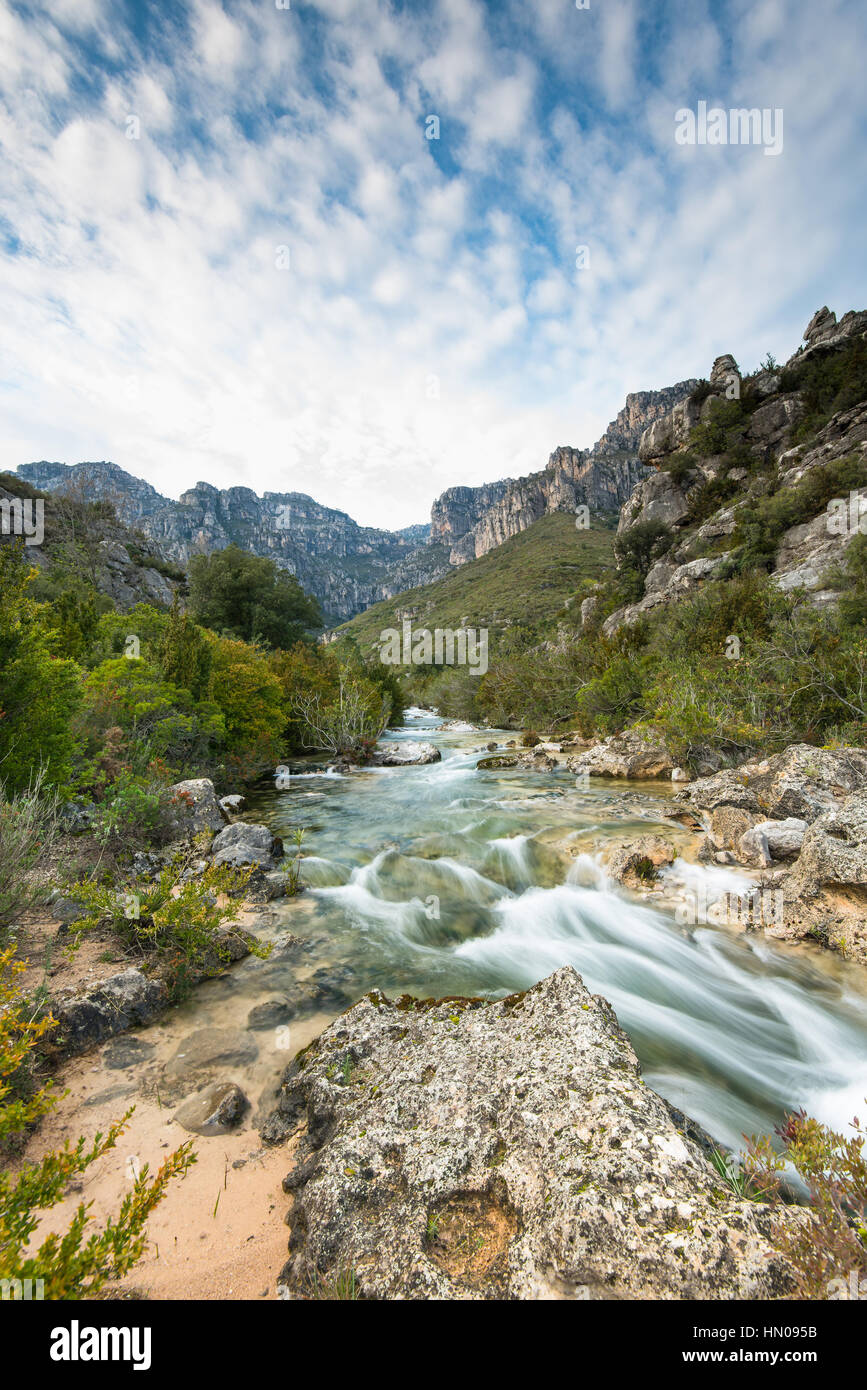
[{"left": 1, "top": 0, "right": 865, "bottom": 528}]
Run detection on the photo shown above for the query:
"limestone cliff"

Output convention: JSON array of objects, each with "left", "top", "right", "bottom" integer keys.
[{"left": 430, "top": 381, "right": 698, "bottom": 565}]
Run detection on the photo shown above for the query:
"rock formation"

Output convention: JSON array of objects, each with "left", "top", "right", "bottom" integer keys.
[
  {"left": 430, "top": 381, "right": 698, "bottom": 566},
  {"left": 265, "top": 967, "right": 799, "bottom": 1300}
]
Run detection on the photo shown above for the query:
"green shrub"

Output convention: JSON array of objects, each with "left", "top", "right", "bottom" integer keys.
[
  {"left": 67, "top": 856, "right": 266, "bottom": 1000},
  {"left": 0, "top": 945, "right": 195, "bottom": 1296},
  {"left": 0, "top": 773, "right": 62, "bottom": 943},
  {"left": 742, "top": 1105, "right": 867, "bottom": 1300}
]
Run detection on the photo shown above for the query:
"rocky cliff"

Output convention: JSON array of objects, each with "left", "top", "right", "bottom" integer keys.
[
  {"left": 430, "top": 381, "right": 698, "bottom": 565},
  {"left": 599, "top": 305, "right": 867, "bottom": 639},
  {"left": 17, "top": 461, "right": 440, "bottom": 624}
]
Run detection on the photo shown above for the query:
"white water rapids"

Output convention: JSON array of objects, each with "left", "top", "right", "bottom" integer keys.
[{"left": 247, "top": 707, "right": 867, "bottom": 1153}]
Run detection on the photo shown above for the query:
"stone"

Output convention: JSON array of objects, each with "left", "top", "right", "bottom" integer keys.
[
  {"left": 167, "top": 778, "right": 228, "bottom": 837},
  {"left": 210, "top": 821, "right": 284, "bottom": 869},
  {"left": 601, "top": 835, "right": 676, "bottom": 887},
  {"left": 159, "top": 1027, "right": 259, "bottom": 1103},
  {"left": 219, "top": 793, "right": 246, "bottom": 814},
  {"left": 174, "top": 1081, "right": 249, "bottom": 1136},
  {"left": 568, "top": 730, "right": 674, "bottom": 780},
  {"left": 269, "top": 968, "right": 799, "bottom": 1300},
  {"left": 676, "top": 744, "right": 867, "bottom": 827},
  {"left": 370, "top": 741, "right": 441, "bottom": 766},
  {"left": 102, "top": 1036, "right": 156, "bottom": 1070},
  {"left": 754, "top": 817, "right": 807, "bottom": 859},
  {"left": 51, "top": 970, "right": 169, "bottom": 1057},
  {"left": 247, "top": 998, "right": 295, "bottom": 1031}
]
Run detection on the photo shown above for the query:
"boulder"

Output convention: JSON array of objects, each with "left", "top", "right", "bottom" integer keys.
[
  {"left": 676, "top": 744, "right": 867, "bottom": 835},
  {"left": 568, "top": 730, "right": 674, "bottom": 780},
  {"left": 270, "top": 968, "right": 798, "bottom": 1300},
  {"left": 174, "top": 1081, "right": 249, "bottom": 1137},
  {"left": 600, "top": 835, "right": 676, "bottom": 887},
  {"left": 370, "top": 741, "right": 442, "bottom": 766},
  {"left": 616, "top": 470, "right": 689, "bottom": 532},
  {"left": 210, "top": 821, "right": 283, "bottom": 869},
  {"left": 159, "top": 1027, "right": 259, "bottom": 1103},
  {"left": 50, "top": 970, "right": 169, "bottom": 1057},
  {"left": 167, "top": 778, "right": 228, "bottom": 837},
  {"left": 793, "top": 792, "right": 867, "bottom": 888},
  {"left": 219, "top": 793, "right": 246, "bottom": 814}
]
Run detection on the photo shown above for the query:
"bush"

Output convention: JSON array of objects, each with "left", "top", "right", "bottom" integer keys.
[
  {"left": 67, "top": 855, "right": 265, "bottom": 1000},
  {"left": 742, "top": 1106, "right": 867, "bottom": 1300},
  {"left": 90, "top": 771, "right": 175, "bottom": 851},
  {"left": 0, "top": 772, "right": 62, "bottom": 943},
  {"left": 0, "top": 945, "right": 195, "bottom": 1297}
]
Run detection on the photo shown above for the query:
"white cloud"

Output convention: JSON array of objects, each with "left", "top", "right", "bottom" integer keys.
[{"left": 0, "top": 0, "right": 865, "bottom": 530}]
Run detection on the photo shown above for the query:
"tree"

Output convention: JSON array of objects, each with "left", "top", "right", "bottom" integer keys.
[
  {"left": 188, "top": 546, "right": 322, "bottom": 648},
  {"left": 0, "top": 546, "right": 82, "bottom": 794}
]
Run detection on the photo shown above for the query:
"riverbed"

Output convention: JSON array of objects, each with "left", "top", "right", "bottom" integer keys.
[{"left": 24, "top": 708, "right": 867, "bottom": 1297}]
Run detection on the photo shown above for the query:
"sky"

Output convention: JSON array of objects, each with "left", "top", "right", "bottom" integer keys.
[{"left": 1, "top": 0, "right": 866, "bottom": 530}]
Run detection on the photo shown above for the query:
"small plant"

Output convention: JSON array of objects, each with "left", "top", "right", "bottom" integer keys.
[
  {"left": 0, "top": 771, "right": 62, "bottom": 943},
  {"left": 0, "top": 946, "right": 195, "bottom": 1296},
  {"left": 742, "top": 1105, "right": 867, "bottom": 1299},
  {"left": 306, "top": 1264, "right": 360, "bottom": 1300},
  {"left": 65, "top": 854, "right": 268, "bottom": 999},
  {"left": 710, "top": 1147, "right": 750, "bottom": 1198},
  {"left": 520, "top": 730, "right": 540, "bottom": 748}
]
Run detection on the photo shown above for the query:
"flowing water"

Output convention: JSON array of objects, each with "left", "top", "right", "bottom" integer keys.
[{"left": 165, "top": 709, "right": 867, "bottom": 1153}]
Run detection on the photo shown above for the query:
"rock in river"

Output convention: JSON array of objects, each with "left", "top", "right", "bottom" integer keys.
[
  {"left": 268, "top": 968, "right": 799, "bottom": 1300},
  {"left": 370, "top": 741, "right": 441, "bottom": 766}
]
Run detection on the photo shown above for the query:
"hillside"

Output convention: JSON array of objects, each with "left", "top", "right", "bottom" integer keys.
[{"left": 336, "top": 511, "right": 615, "bottom": 652}]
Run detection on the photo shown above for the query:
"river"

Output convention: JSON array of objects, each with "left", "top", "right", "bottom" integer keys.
[{"left": 216, "top": 707, "right": 867, "bottom": 1153}]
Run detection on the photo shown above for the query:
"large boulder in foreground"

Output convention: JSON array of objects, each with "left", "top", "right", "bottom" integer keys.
[
  {"left": 568, "top": 730, "right": 675, "bottom": 780},
  {"left": 371, "top": 741, "right": 441, "bottom": 766},
  {"left": 267, "top": 968, "right": 796, "bottom": 1300}
]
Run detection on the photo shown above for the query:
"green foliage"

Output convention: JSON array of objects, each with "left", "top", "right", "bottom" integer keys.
[
  {"left": 0, "top": 547, "right": 82, "bottom": 794},
  {"left": 742, "top": 1106, "right": 867, "bottom": 1300},
  {"left": 0, "top": 946, "right": 195, "bottom": 1297},
  {"left": 730, "top": 453, "right": 867, "bottom": 573},
  {"left": 67, "top": 855, "right": 265, "bottom": 1000},
  {"left": 780, "top": 334, "right": 867, "bottom": 441},
  {"left": 612, "top": 521, "right": 672, "bottom": 603},
  {"left": 0, "top": 772, "right": 62, "bottom": 943},
  {"left": 339, "top": 513, "right": 615, "bottom": 654},
  {"left": 90, "top": 772, "right": 175, "bottom": 850},
  {"left": 188, "top": 544, "right": 322, "bottom": 648},
  {"left": 688, "top": 397, "right": 748, "bottom": 459}
]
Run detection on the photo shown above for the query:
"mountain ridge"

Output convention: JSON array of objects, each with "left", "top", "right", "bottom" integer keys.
[{"left": 17, "top": 377, "right": 698, "bottom": 622}]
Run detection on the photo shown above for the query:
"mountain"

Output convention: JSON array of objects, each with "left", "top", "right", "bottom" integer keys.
[
  {"left": 16, "top": 379, "right": 697, "bottom": 622},
  {"left": 429, "top": 382, "right": 698, "bottom": 565},
  {"left": 15, "top": 461, "right": 439, "bottom": 625},
  {"left": 337, "top": 511, "right": 615, "bottom": 651}
]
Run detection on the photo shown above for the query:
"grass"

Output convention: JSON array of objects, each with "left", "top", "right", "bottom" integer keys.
[{"left": 337, "top": 512, "right": 616, "bottom": 654}]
